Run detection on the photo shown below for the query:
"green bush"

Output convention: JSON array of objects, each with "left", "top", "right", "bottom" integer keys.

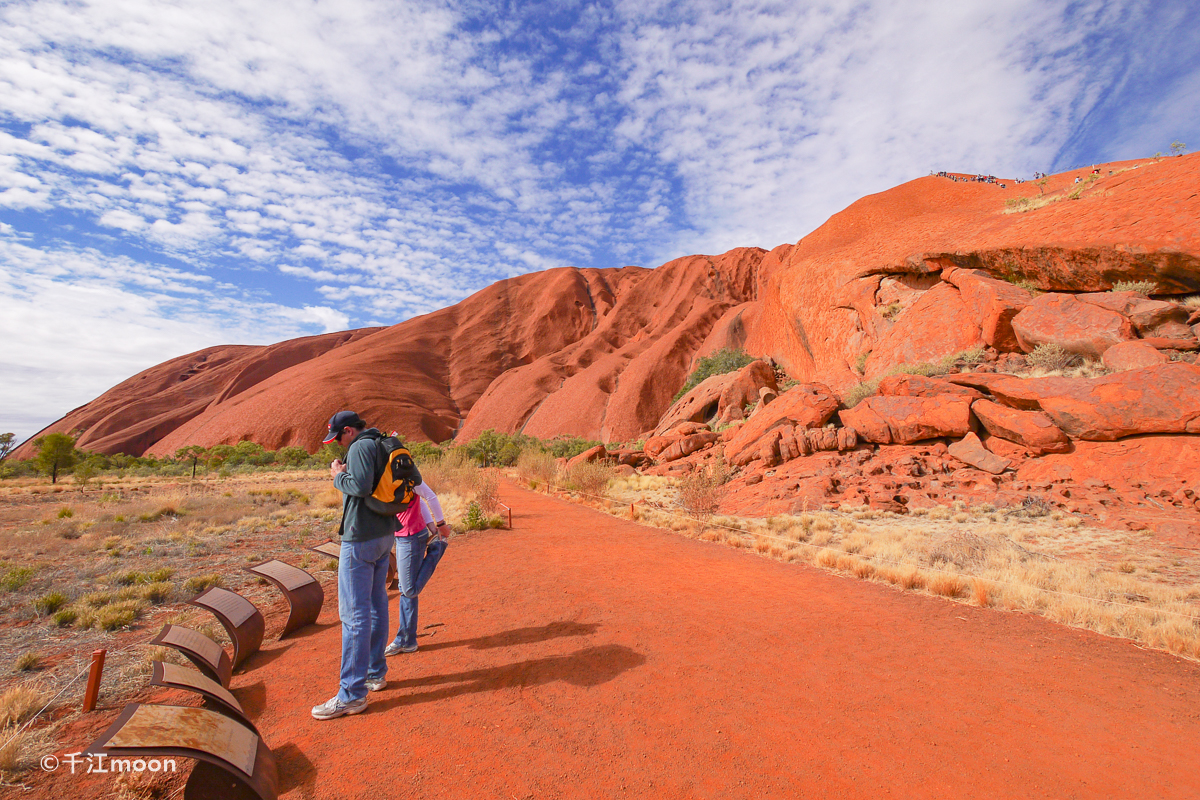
[
  {"left": 184, "top": 574, "right": 224, "bottom": 595},
  {"left": 53, "top": 608, "right": 78, "bottom": 627},
  {"left": 0, "top": 565, "right": 34, "bottom": 592},
  {"left": 673, "top": 349, "right": 756, "bottom": 401},
  {"left": 1025, "top": 343, "right": 1079, "bottom": 372}
]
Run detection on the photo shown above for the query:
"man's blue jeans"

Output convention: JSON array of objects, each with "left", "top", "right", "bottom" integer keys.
[
  {"left": 337, "top": 535, "right": 393, "bottom": 703},
  {"left": 392, "top": 533, "right": 448, "bottom": 649}
]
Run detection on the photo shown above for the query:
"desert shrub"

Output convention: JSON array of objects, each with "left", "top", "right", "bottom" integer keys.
[
  {"left": 421, "top": 448, "right": 481, "bottom": 496},
  {"left": 853, "top": 351, "right": 870, "bottom": 374},
  {"left": 0, "top": 565, "right": 34, "bottom": 592},
  {"left": 677, "top": 464, "right": 730, "bottom": 520},
  {"left": 1025, "top": 343, "right": 1080, "bottom": 372},
  {"left": 474, "top": 468, "right": 501, "bottom": 515},
  {"left": 564, "top": 461, "right": 614, "bottom": 497},
  {"left": 13, "top": 652, "right": 40, "bottom": 672},
  {"left": 516, "top": 449, "right": 557, "bottom": 486},
  {"left": 94, "top": 600, "right": 147, "bottom": 631},
  {"left": 53, "top": 608, "right": 77, "bottom": 627},
  {"left": 0, "top": 684, "right": 45, "bottom": 727},
  {"left": 461, "top": 501, "right": 503, "bottom": 531},
  {"left": 56, "top": 507, "right": 73, "bottom": 519},
  {"left": 544, "top": 435, "right": 602, "bottom": 460},
  {"left": 674, "top": 348, "right": 755, "bottom": 401},
  {"left": 33, "top": 591, "right": 67, "bottom": 615},
  {"left": 183, "top": 573, "right": 223, "bottom": 595},
  {"left": 841, "top": 380, "right": 879, "bottom": 408},
  {"left": 879, "top": 302, "right": 903, "bottom": 320},
  {"left": 141, "top": 582, "right": 174, "bottom": 604},
  {"left": 1111, "top": 280, "right": 1156, "bottom": 295}
]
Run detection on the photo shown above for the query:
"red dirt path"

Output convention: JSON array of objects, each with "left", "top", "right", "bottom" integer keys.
[{"left": 33, "top": 482, "right": 1200, "bottom": 798}]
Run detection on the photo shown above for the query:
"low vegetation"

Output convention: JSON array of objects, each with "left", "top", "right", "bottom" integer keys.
[
  {"left": 841, "top": 347, "right": 985, "bottom": 407},
  {"left": 673, "top": 348, "right": 756, "bottom": 402}
]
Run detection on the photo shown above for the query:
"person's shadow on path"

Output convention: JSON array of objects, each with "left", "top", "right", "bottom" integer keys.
[
  {"left": 418, "top": 620, "right": 600, "bottom": 652},
  {"left": 374, "top": 644, "right": 645, "bottom": 710}
]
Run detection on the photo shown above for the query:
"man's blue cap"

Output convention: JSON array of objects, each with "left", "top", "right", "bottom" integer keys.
[{"left": 322, "top": 410, "right": 363, "bottom": 444}]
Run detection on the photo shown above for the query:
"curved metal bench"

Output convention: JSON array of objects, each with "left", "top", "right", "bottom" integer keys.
[
  {"left": 244, "top": 560, "right": 324, "bottom": 639},
  {"left": 148, "top": 625, "right": 233, "bottom": 688},
  {"left": 310, "top": 539, "right": 399, "bottom": 589},
  {"left": 86, "top": 703, "right": 277, "bottom": 800},
  {"left": 188, "top": 587, "right": 264, "bottom": 672},
  {"left": 149, "top": 661, "right": 258, "bottom": 734}
]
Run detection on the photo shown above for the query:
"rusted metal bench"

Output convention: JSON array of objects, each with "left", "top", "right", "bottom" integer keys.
[
  {"left": 244, "top": 559, "right": 324, "bottom": 639},
  {"left": 148, "top": 625, "right": 233, "bottom": 688},
  {"left": 149, "top": 661, "right": 258, "bottom": 734},
  {"left": 311, "top": 539, "right": 399, "bottom": 589},
  {"left": 188, "top": 587, "right": 264, "bottom": 672},
  {"left": 86, "top": 703, "right": 278, "bottom": 800}
]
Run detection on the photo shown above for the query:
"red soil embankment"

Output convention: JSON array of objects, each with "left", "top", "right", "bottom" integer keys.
[{"left": 33, "top": 483, "right": 1200, "bottom": 798}]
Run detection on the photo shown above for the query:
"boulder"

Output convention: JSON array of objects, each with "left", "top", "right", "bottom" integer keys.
[
  {"left": 838, "top": 395, "right": 975, "bottom": 444},
  {"left": 806, "top": 427, "right": 840, "bottom": 452},
  {"left": 947, "top": 432, "right": 1011, "bottom": 475},
  {"left": 876, "top": 373, "right": 983, "bottom": 400},
  {"left": 724, "top": 383, "right": 840, "bottom": 465},
  {"left": 1033, "top": 362, "right": 1200, "bottom": 440},
  {"left": 1101, "top": 341, "right": 1169, "bottom": 371},
  {"left": 658, "top": 432, "right": 720, "bottom": 463},
  {"left": 566, "top": 444, "right": 607, "bottom": 470},
  {"left": 864, "top": 283, "right": 984, "bottom": 378},
  {"left": 958, "top": 363, "right": 1200, "bottom": 440},
  {"left": 644, "top": 435, "right": 680, "bottom": 459},
  {"left": 1011, "top": 293, "right": 1133, "bottom": 357},
  {"left": 1077, "top": 292, "right": 1191, "bottom": 337},
  {"left": 1139, "top": 336, "right": 1199, "bottom": 350},
  {"left": 942, "top": 267, "right": 1033, "bottom": 352},
  {"left": 654, "top": 372, "right": 744, "bottom": 435},
  {"left": 970, "top": 399, "right": 1070, "bottom": 454},
  {"left": 715, "top": 360, "right": 778, "bottom": 424}
]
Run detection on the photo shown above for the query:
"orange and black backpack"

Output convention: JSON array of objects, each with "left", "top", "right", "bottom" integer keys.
[{"left": 359, "top": 431, "right": 422, "bottom": 515}]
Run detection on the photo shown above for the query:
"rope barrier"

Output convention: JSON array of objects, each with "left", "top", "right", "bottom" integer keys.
[
  {"left": 0, "top": 637, "right": 147, "bottom": 753},
  {"left": 534, "top": 478, "right": 1200, "bottom": 625}
]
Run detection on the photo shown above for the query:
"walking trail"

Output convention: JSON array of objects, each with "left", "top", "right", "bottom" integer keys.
[{"left": 44, "top": 482, "right": 1200, "bottom": 798}]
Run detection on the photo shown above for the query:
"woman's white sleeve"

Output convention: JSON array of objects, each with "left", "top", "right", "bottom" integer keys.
[{"left": 414, "top": 481, "right": 444, "bottom": 523}]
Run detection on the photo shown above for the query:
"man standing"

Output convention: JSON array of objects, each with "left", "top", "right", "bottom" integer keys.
[{"left": 312, "top": 410, "right": 398, "bottom": 720}]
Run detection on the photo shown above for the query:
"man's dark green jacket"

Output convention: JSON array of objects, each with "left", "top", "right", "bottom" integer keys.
[{"left": 334, "top": 429, "right": 400, "bottom": 542}]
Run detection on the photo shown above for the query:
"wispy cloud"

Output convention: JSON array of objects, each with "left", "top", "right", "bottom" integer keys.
[{"left": 1, "top": 0, "right": 1195, "bottom": 442}]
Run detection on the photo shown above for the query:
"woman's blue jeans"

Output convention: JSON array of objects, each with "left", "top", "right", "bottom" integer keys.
[{"left": 392, "top": 532, "right": 448, "bottom": 648}]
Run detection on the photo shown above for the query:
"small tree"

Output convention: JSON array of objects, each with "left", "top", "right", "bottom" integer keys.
[
  {"left": 34, "top": 432, "right": 77, "bottom": 484},
  {"left": 1171, "top": 141, "right": 1187, "bottom": 156},
  {"left": 0, "top": 433, "right": 15, "bottom": 461},
  {"left": 175, "top": 445, "right": 208, "bottom": 479}
]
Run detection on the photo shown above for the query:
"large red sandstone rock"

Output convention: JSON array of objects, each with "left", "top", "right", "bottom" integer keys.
[
  {"left": 955, "top": 363, "right": 1200, "bottom": 440},
  {"left": 970, "top": 399, "right": 1069, "bottom": 455},
  {"left": 876, "top": 374, "right": 982, "bottom": 399},
  {"left": 658, "top": 432, "right": 720, "bottom": 463},
  {"left": 942, "top": 267, "right": 1033, "bottom": 351},
  {"left": 947, "top": 432, "right": 1011, "bottom": 474},
  {"left": 1010, "top": 293, "right": 1133, "bottom": 357},
  {"left": 1101, "top": 340, "right": 1169, "bottom": 371},
  {"left": 566, "top": 444, "right": 607, "bottom": 470},
  {"left": 864, "top": 283, "right": 983, "bottom": 378},
  {"left": 723, "top": 384, "right": 839, "bottom": 465},
  {"left": 839, "top": 395, "right": 974, "bottom": 444},
  {"left": 654, "top": 360, "right": 776, "bottom": 435},
  {"left": 25, "top": 156, "right": 1200, "bottom": 458},
  {"left": 1016, "top": 435, "right": 1200, "bottom": 495},
  {"left": 1077, "top": 292, "right": 1191, "bottom": 337}
]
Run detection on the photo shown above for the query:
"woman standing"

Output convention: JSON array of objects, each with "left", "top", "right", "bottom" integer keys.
[{"left": 386, "top": 481, "right": 449, "bottom": 655}]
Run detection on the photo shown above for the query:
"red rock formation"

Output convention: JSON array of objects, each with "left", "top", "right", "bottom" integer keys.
[
  {"left": 1101, "top": 341, "right": 1168, "bottom": 371},
  {"left": 839, "top": 395, "right": 975, "bottom": 444},
  {"left": 1011, "top": 293, "right": 1133, "bottom": 356},
  {"left": 970, "top": 399, "right": 1070, "bottom": 455}
]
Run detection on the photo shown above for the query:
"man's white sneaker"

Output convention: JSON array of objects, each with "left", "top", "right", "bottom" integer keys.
[
  {"left": 311, "top": 694, "right": 368, "bottom": 720},
  {"left": 384, "top": 642, "right": 418, "bottom": 656},
  {"left": 365, "top": 676, "right": 387, "bottom": 692}
]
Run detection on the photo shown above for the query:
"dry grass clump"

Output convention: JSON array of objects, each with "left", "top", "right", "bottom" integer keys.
[
  {"left": 516, "top": 449, "right": 557, "bottom": 488},
  {"left": 676, "top": 463, "right": 729, "bottom": 521},
  {"left": 563, "top": 461, "right": 614, "bottom": 498},
  {"left": 183, "top": 573, "right": 223, "bottom": 595},
  {"left": 0, "top": 683, "right": 44, "bottom": 728}
]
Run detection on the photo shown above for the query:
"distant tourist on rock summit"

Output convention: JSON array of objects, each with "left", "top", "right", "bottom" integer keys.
[
  {"left": 312, "top": 410, "right": 399, "bottom": 721},
  {"left": 387, "top": 467, "right": 450, "bottom": 657}
]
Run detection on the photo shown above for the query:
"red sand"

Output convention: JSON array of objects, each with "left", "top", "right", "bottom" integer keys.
[{"left": 33, "top": 483, "right": 1200, "bottom": 798}]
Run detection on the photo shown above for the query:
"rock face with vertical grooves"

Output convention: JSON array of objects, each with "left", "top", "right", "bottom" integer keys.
[{"left": 16, "top": 154, "right": 1200, "bottom": 458}]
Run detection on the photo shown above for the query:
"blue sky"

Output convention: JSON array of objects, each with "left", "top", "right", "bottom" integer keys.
[{"left": 2, "top": 0, "right": 1198, "bottom": 444}]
